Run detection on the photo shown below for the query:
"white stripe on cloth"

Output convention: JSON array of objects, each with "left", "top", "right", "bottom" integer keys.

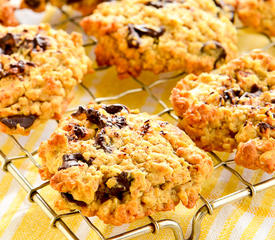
[{"left": 252, "top": 217, "right": 275, "bottom": 240}]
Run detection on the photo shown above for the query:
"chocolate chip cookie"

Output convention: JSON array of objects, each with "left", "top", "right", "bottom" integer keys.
[
  {"left": 81, "top": 0, "right": 238, "bottom": 78},
  {"left": 171, "top": 50, "right": 275, "bottom": 173},
  {"left": 20, "top": 0, "right": 104, "bottom": 14},
  {"left": 0, "top": 24, "right": 92, "bottom": 135},
  {"left": 38, "top": 103, "right": 213, "bottom": 225},
  {"left": 0, "top": 0, "right": 18, "bottom": 26}
]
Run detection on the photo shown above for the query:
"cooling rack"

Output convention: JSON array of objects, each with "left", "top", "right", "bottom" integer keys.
[{"left": 0, "top": 7, "right": 275, "bottom": 240}]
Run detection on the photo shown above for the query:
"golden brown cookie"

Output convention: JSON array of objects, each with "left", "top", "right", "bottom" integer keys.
[
  {"left": 171, "top": 50, "right": 274, "bottom": 173},
  {"left": 236, "top": 0, "right": 275, "bottom": 36},
  {"left": 38, "top": 103, "right": 213, "bottom": 225},
  {"left": 20, "top": 0, "right": 103, "bottom": 14},
  {"left": 0, "top": 24, "right": 92, "bottom": 135},
  {"left": 0, "top": 0, "right": 18, "bottom": 26},
  {"left": 81, "top": 0, "right": 238, "bottom": 78}
]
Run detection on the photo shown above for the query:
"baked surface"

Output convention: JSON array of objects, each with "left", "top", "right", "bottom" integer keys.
[
  {"left": 38, "top": 103, "right": 213, "bottom": 225},
  {"left": 20, "top": 0, "right": 102, "bottom": 14},
  {"left": 171, "top": 50, "right": 275, "bottom": 173},
  {"left": 0, "top": 24, "right": 92, "bottom": 135},
  {"left": 0, "top": 0, "right": 18, "bottom": 26},
  {"left": 237, "top": 0, "right": 275, "bottom": 36},
  {"left": 81, "top": 0, "right": 238, "bottom": 78}
]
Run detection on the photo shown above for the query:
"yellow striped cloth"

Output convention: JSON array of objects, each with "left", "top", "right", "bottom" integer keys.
[{"left": 0, "top": 6, "right": 274, "bottom": 240}]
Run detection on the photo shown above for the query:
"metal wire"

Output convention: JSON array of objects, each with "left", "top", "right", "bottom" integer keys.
[{"left": 0, "top": 6, "right": 274, "bottom": 240}]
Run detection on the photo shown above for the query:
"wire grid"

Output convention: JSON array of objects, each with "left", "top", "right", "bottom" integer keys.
[{"left": 0, "top": 7, "right": 275, "bottom": 240}]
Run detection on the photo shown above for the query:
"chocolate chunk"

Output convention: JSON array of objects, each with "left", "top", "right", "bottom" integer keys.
[
  {"left": 61, "top": 193, "right": 87, "bottom": 207},
  {"left": 32, "top": 34, "right": 48, "bottom": 52},
  {"left": 0, "top": 33, "right": 17, "bottom": 55},
  {"left": 271, "top": 99, "right": 275, "bottom": 104},
  {"left": 95, "top": 129, "right": 112, "bottom": 153},
  {"left": 9, "top": 60, "right": 25, "bottom": 74},
  {"left": 96, "top": 172, "right": 132, "bottom": 202},
  {"left": 140, "top": 120, "right": 150, "bottom": 136},
  {"left": 72, "top": 106, "right": 86, "bottom": 117},
  {"left": 257, "top": 122, "right": 275, "bottom": 133},
  {"left": 222, "top": 89, "right": 241, "bottom": 104},
  {"left": 109, "top": 172, "right": 132, "bottom": 200},
  {"left": 0, "top": 63, "right": 4, "bottom": 78},
  {"left": 250, "top": 84, "right": 260, "bottom": 93},
  {"left": 127, "top": 24, "right": 165, "bottom": 48},
  {"left": 58, "top": 153, "right": 86, "bottom": 170},
  {"left": 86, "top": 108, "right": 106, "bottom": 128},
  {"left": 201, "top": 41, "right": 227, "bottom": 68},
  {"left": 73, "top": 125, "right": 87, "bottom": 139},
  {"left": 25, "top": 0, "right": 41, "bottom": 8},
  {"left": 145, "top": 0, "right": 174, "bottom": 8},
  {"left": 111, "top": 116, "right": 127, "bottom": 129},
  {"left": 0, "top": 115, "right": 37, "bottom": 129},
  {"left": 103, "top": 104, "right": 128, "bottom": 114}
]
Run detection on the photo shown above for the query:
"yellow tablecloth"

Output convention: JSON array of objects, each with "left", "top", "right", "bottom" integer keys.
[{"left": 0, "top": 6, "right": 274, "bottom": 240}]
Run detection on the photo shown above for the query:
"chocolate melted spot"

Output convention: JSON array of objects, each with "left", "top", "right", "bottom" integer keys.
[
  {"left": 140, "top": 120, "right": 150, "bottom": 136},
  {"left": 86, "top": 108, "right": 106, "bottom": 128},
  {"left": 0, "top": 33, "right": 17, "bottom": 55},
  {"left": 73, "top": 125, "right": 87, "bottom": 139},
  {"left": 33, "top": 34, "right": 48, "bottom": 51},
  {"left": 222, "top": 89, "right": 241, "bottom": 104},
  {"left": 250, "top": 84, "right": 260, "bottom": 93},
  {"left": 96, "top": 172, "right": 132, "bottom": 202},
  {"left": 58, "top": 153, "right": 86, "bottom": 170},
  {"left": 25, "top": 0, "right": 41, "bottom": 8},
  {"left": 71, "top": 106, "right": 86, "bottom": 117},
  {"left": 103, "top": 104, "right": 128, "bottom": 114},
  {"left": 257, "top": 122, "right": 275, "bottom": 133},
  {"left": 95, "top": 129, "right": 112, "bottom": 153},
  {"left": 127, "top": 24, "right": 165, "bottom": 48},
  {"left": 201, "top": 41, "right": 227, "bottom": 68},
  {"left": 0, "top": 115, "right": 37, "bottom": 129},
  {"left": 61, "top": 193, "right": 87, "bottom": 207},
  {"left": 145, "top": 0, "right": 174, "bottom": 8}
]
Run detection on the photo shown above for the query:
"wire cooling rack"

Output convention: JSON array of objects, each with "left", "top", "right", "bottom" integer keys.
[{"left": 0, "top": 7, "right": 275, "bottom": 240}]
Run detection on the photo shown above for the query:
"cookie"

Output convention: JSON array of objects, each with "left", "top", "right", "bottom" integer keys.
[
  {"left": 38, "top": 103, "right": 213, "bottom": 225},
  {"left": 0, "top": 0, "right": 19, "bottom": 26},
  {"left": 171, "top": 50, "right": 275, "bottom": 173},
  {"left": 236, "top": 0, "right": 275, "bottom": 36},
  {"left": 20, "top": 0, "right": 103, "bottom": 14},
  {"left": 81, "top": 0, "right": 238, "bottom": 78},
  {"left": 0, "top": 24, "right": 92, "bottom": 135}
]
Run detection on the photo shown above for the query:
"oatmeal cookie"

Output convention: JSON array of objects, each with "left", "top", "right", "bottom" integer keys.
[
  {"left": 171, "top": 50, "right": 275, "bottom": 173},
  {"left": 236, "top": 0, "right": 275, "bottom": 36},
  {"left": 0, "top": 0, "right": 18, "bottom": 26},
  {"left": 20, "top": 0, "right": 104, "bottom": 14},
  {"left": 81, "top": 0, "right": 238, "bottom": 78},
  {"left": 0, "top": 24, "right": 92, "bottom": 135},
  {"left": 38, "top": 103, "right": 213, "bottom": 225}
]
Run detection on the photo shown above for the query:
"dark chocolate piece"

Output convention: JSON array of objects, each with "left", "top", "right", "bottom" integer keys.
[
  {"left": 95, "top": 129, "right": 112, "bottom": 153},
  {"left": 86, "top": 108, "right": 106, "bottom": 128},
  {"left": 0, "top": 33, "right": 17, "bottom": 55},
  {"left": 250, "top": 84, "right": 260, "bottom": 93},
  {"left": 257, "top": 122, "right": 275, "bottom": 133},
  {"left": 103, "top": 104, "right": 128, "bottom": 114},
  {"left": 127, "top": 24, "right": 165, "bottom": 48},
  {"left": 58, "top": 153, "right": 86, "bottom": 170},
  {"left": 72, "top": 106, "right": 86, "bottom": 117},
  {"left": 73, "top": 125, "right": 87, "bottom": 139},
  {"left": 96, "top": 172, "right": 132, "bottom": 202},
  {"left": 145, "top": 0, "right": 174, "bottom": 9},
  {"left": 140, "top": 120, "right": 150, "bottom": 136},
  {"left": 222, "top": 88, "right": 241, "bottom": 104},
  {"left": 25, "top": 0, "right": 41, "bottom": 8},
  {"left": 33, "top": 34, "right": 48, "bottom": 51},
  {"left": 201, "top": 41, "right": 227, "bottom": 68},
  {"left": 0, "top": 115, "right": 37, "bottom": 129},
  {"left": 61, "top": 192, "right": 87, "bottom": 207}
]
